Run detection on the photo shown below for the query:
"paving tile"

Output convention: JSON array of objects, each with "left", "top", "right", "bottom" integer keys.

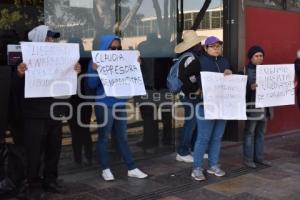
[
  {"left": 279, "top": 143, "right": 300, "bottom": 154},
  {"left": 204, "top": 174, "right": 272, "bottom": 196},
  {"left": 255, "top": 167, "right": 292, "bottom": 180},
  {"left": 152, "top": 172, "right": 193, "bottom": 187},
  {"left": 49, "top": 132, "right": 300, "bottom": 200},
  {"left": 276, "top": 162, "right": 300, "bottom": 175},
  {"left": 228, "top": 192, "right": 271, "bottom": 200},
  {"left": 91, "top": 187, "right": 133, "bottom": 200},
  {"left": 53, "top": 193, "right": 102, "bottom": 200},
  {"left": 139, "top": 162, "right": 185, "bottom": 177},
  {"left": 280, "top": 192, "right": 300, "bottom": 200},
  {"left": 61, "top": 182, "right": 97, "bottom": 196},
  {"left": 240, "top": 176, "right": 300, "bottom": 200},
  {"left": 114, "top": 178, "right": 166, "bottom": 195},
  {"left": 158, "top": 196, "right": 184, "bottom": 200},
  {"left": 177, "top": 188, "right": 227, "bottom": 200}
]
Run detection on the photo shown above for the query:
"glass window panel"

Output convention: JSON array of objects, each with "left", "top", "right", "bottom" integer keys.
[
  {"left": 287, "top": 0, "right": 300, "bottom": 11},
  {"left": 182, "top": 0, "right": 223, "bottom": 40},
  {"left": 248, "top": 0, "right": 283, "bottom": 8},
  {"left": 120, "top": 0, "right": 176, "bottom": 57}
]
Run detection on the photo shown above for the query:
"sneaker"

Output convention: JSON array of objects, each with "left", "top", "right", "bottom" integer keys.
[
  {"left": 191, "top": 168, "right": 206, "bottom": 181},
  {"left": 102, "top": 169, "right": 115, "bottom": 181},
  {"left": 254, "top": 159, "right": 271, "bottom": 166},
  {"left": 243, "top": 160, "right": 257, "bottom": 168},
  {"left": 176, "top": 154, "right": 193, "bottom": 163},
  {"left": 128, "top": 168, "right": 148, "bottom": 179},
  {"left": 207, "top": 165, "right": 226, "bottom": 177}
]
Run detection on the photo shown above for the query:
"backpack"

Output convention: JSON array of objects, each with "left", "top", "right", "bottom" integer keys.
[{"left": 167, "top": 52, "right": 195, "bottom": 93}]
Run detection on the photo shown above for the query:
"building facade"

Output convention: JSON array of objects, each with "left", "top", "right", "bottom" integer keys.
[{"left": 0, "top": 0, "right": 300, "bottom": 155}]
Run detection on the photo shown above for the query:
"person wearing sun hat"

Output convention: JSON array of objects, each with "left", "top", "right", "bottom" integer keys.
[
  {"left": 191, "top": 36, "right": 232, "bottom": 181},
  {"left": 174, "top": 30, "right": 206, "bottom": 165}
]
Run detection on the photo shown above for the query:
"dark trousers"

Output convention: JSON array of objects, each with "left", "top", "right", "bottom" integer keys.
[
  {"left": 24, "top": 118, "right": 62, "bottom": 185},
  {"left": 69, "top": 98, "right": 93, "bottom": 164},
  {"left": 139, "top": 105, "right": 172, "bottom": 147},
  {"left": 0, "top": 66, "right": 11, "bottom": 142}
]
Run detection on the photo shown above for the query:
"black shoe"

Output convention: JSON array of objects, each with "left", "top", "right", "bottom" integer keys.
[
  {"left": 254, "top": 159, "right": 271, "bottom": 166},
  {"left": 26, "top": 186, "right": 47, "bottom": 200},
  {"left": 42, "top": 181, "right": 65, "bottom": 194},
  {"left": 0, "top": 178, "right": 16, "bottom": 195}
]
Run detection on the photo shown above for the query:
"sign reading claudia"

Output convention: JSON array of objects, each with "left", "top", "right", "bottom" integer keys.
[{"left": 92, "top": 50, "right": 146, "bottom": 97}]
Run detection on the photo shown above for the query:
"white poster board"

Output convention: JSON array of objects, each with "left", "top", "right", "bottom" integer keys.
[
  {"left": 21, "top": 42, "right": 79, "bottom": 98},
  {"left": 256, "top": 64, "right": 295, "bottom": 108},
  {"left": 92, "top": 50, "right": 146, "bottom": 97},
  {"left": 201, "top": 72, "right": 247, "bottom": 120}
]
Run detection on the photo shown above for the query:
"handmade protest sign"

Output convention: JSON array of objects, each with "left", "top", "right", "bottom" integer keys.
[
  {"left": 92, "top": 50, "right": 146, "bottom": 97},
  {"left": 201, "top": 72, "right": 247, "bottom": 120},
  {"left": 255, "top": 64, "right": 295, "bottom": 108},
  {"left": 21, "top": 42, "right": 79, "bottom": 98}
]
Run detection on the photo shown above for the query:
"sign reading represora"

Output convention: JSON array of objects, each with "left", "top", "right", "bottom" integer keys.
[{"left": 92, "top": 50, "right": 146, "bottom": 97}]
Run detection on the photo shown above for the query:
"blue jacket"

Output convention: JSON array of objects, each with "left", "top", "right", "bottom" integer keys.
[
  {"left": 199, "top": 54, "right": 230, "bottom": 73},
  {"left": 86, "top": 35, "right": 127, "bottom": 107}
]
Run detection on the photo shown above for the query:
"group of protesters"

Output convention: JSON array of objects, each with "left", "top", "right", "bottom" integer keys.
[{"left": 0, "top": 24, "right": 299, "bottom": 200}]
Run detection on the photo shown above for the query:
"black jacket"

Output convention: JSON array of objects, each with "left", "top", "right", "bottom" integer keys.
[
  {"left": 245, "top": 63, "right": 273, "bottom": 119},
  {"left": 178, "top": 52, "right": 201, "bottom": 100}
]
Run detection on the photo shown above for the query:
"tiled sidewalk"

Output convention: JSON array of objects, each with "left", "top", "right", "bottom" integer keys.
[{"left": 47, "top": 133, "right": 300, "bottom": 200}]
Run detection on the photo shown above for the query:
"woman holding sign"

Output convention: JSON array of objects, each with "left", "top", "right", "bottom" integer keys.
[
  {"left": 191, "top": 36, "right": 232, "bottom": 181},
  {"left": 243, "top": 46, "right": 272, "bottom": 168},
  {"left": 87, "top": 35, "right": 148, "bottom": 181}
]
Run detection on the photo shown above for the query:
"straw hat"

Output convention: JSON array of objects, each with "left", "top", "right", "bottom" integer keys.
[{"left": 174, "top": 30, "right": 207, "bottom": 53}]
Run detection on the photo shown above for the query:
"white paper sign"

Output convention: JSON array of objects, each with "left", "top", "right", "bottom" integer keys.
[
  {"left": 256, "top": 64, "right": 295, "bottom": 108},
  {"left": 21, "top": 42, "right": 79, "bottom": 98},
  {"left": 201, "top": 72, "right": 247, "bottom": 120},
  {"left": 70, "top": 0, "right": 93, "bottom": 8},
  {"left": 92, "top": 50, "right": 146, "bottom": 97}
]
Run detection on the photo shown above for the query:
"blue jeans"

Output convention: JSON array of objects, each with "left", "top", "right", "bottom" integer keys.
[
  {"left": 193, "top": 105, "right": 226, "bottom": 168},
  {"left": 94, "top": 105, "right": 136, "bottom": 170},
  {"left": 243, "top": 119, "right": 266, "bottom": 162},
  {"left": 177, "top": 96, "right": 197, "bottom": 156}
]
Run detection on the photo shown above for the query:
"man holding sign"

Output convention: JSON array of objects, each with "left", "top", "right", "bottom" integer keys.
[
  {"left": 87, "top": 35, "right": 147, "bottom": 181},
  {"left": 16, "top": 25, "right": 81, "bottom": 198}
]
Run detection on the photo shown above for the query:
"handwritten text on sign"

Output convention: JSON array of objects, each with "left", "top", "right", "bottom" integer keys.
[
  {"left": 256, "top": 64, "right": 295, "bottom": 108},
  {"left": 92, "top": 50, "right": 146, "bottom": 97},
  {"left": 21, "top": 42, "right": 79, "bottom": 98},
  {"left": 201, "top": 72, "right": 247, "bottom": 120}
]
